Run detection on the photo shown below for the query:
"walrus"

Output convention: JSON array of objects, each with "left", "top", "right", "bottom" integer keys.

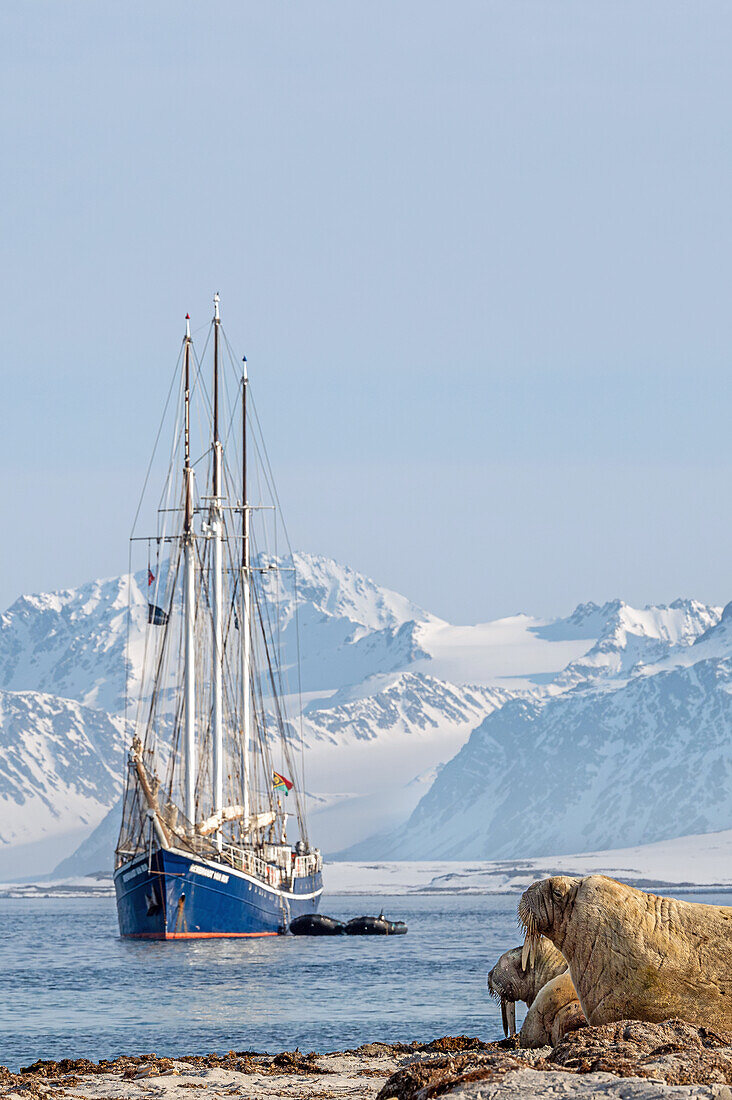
[
  {"left": 518, "top": 875, "right": 732, "bottom": 1031},
  {"left": 519, "top": 970, "right": 586, "bottom": 1047},
  {"left": 487, "top": 939, "right": 568, "bottom": 1037}
]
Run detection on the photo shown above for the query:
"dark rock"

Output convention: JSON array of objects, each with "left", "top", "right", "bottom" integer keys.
[
  {"left": 419, "top": 1037, "right": 494, "bottom": 1053},
  {"left": 549, "top": 1019, "right": 732, "bottom": 1085},
  {"left": 377, "top": 1021, "right": 732, "bottom": 1098},
  {"left": 268, "top": 1051, "right": 331, "bottom": 1075},
  {"left": 350, "top": 1042, "right": 417, "bottom": 1056},
  {"left": 20, "top": 1059, "right": 105, "bottom": 1077},
  {"left": 375, "top": 1051, "right": 545, "bottom": 1100}
]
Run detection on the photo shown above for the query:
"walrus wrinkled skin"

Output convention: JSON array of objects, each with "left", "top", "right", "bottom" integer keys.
[
  {"left": 519, "top": 970, "right": 587, "bottom": 1048},
  {"left": 487, "top": 939, "right": 568, "bottom": 1037},
  {"left": 518, "top": 875, "right": 732, "bottom": 1032}
]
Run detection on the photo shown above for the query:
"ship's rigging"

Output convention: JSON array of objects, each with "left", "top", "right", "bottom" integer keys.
[{"left": 116, "top": 295, "right": 316, "bottom": 881}]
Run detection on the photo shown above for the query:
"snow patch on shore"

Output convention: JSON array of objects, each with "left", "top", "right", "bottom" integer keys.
[{"left": 324, "top": 828, "right": 732, "bottom": 895}]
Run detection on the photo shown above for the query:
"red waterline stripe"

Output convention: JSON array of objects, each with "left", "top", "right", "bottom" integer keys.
[{"left": 124, "top": 931, "right": 279, "bottom": 940}]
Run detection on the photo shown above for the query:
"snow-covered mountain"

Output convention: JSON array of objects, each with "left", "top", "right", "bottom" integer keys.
[
  {"left": 0, "top": 552, "right": 434, "bottom": 713},
  {"left": 359, "top": 602, "right": 731, "bottom": 860},
  {"left": 300, "top": 672, "right": 510, "bottom": 747},
  {"left": 1, "top": 553, "right": 506, "bottom": 873},
  {"left": 295, "top": 672, "right": 514, "bottom": 852},
  {"left": 260, "top": 551, "right": 434, "bottom": 636},
  {"left": 1, "top": 551, "right": 729, "bottom": 877},
  {"left": 0, "top": 575, "right": 144, "bottom": 714},
  {"left": 555, "top": 598, "right": 720, "bottom": 687},
  {"left": 0, "top": 690, "right": 125, "bottom": 851},
  {"left": 56, "top": 671, "right": 513, "bottom": 875}
]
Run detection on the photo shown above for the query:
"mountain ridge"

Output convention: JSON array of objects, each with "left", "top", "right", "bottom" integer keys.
[
  {"left": 354, "top": 654, "right": 732, "bottom": 860},
  {"left": 0, "top": 552, "right": 729, "bottom": 877}
]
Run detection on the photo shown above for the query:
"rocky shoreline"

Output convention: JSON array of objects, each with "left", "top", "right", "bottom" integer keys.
[{"left": 3, "top": 1022, "right": 732, "bottom": 1100}]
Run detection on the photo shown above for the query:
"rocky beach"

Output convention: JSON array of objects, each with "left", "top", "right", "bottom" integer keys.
[{"left": 4, "top": 1022, "right": 732, "bottom": 1100}]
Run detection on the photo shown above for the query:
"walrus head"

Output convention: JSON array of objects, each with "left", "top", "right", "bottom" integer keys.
[
  {"left": 487, "top": 936, "right": 569, "bottom": 1038},
  {"left": 518, "top": 876, "right": 578, "bottom": 967},
  {"left": 486, "top": 946, "right": 525, "bottom": 1037}
]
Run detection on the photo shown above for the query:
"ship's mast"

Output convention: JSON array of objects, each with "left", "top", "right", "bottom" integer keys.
[
  {"left": 211, "top": 292, "right": 224, "bottom": 850},
  {"left": 241, "top": 359, "right": 251, "bottom": 833},
  {"left": 182, "top": 314, "right": 197, "bottom": 829}
]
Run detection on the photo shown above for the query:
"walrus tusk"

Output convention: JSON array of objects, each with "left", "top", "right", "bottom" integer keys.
[
  {"left": 501, "top": 998, "right": 516, "bottom": 1037},
  {"left": 522, "top": 930, "right": 538, "bottom": 971}
]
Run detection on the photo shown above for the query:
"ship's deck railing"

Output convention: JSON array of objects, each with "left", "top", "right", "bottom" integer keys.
[
  {"left": 221, "top": 844, "right": 323, "bottom": 886},
  {"left": 293, "top": 852, "right": 323, "bottom": 878},
  {"left": 222, "top": 845, "right": 281, "bottom": 886}
]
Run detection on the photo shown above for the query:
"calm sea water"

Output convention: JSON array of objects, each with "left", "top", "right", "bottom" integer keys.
[
  {"left": 2, "top": 890, "right": 728, "bottom": 1072},
  {"left": 0, "top": 892, "right": 517, "bottom": 1070}
]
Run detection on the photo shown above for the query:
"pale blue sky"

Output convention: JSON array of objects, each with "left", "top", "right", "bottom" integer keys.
[{"left": 3, "top": 2, "right": 732, "bottom": 622}]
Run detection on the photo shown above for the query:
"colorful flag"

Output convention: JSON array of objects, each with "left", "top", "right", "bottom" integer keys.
[
  {"left": 148, "top": 568, "right": 155, "bottom": 587},
  {"left": 272, "top": 771, "right": 293, "bottom": 794}
]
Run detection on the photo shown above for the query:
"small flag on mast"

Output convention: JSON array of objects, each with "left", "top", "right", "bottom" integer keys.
[
  {"left": 272, "top": 771, "right": 293, "bottom": 795},
  {"left": 148, "top": 568, "right": 155, "bottom": 587},
  {"left": 148, "top": 603, "right": 169, "bottom": 626}
]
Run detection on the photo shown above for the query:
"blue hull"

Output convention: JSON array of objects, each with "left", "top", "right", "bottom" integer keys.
[{"left": 114, "top": 848, "right": 323, "bottom": 939}]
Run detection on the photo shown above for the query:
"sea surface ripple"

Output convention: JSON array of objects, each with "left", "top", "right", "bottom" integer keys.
[{"left": 2, "top": 890, "right": 727, "bottom": 1071}]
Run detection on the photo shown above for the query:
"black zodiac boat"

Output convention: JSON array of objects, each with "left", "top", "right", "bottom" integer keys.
[
  {"left": 289, "top": 912, "right": 407, "bottom": 935},
  {"left": 289, "top": 914, "right": 346, "bottom": 935},
  {"left": 346, "top": 915, "right": 407, "bottom": 935}
]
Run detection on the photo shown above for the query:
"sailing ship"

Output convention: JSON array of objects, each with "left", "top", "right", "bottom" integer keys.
[{"left": 114, "top": 295, "right": 323, "bottom": 938}]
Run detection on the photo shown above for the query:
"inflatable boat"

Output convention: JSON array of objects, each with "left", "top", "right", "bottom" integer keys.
[
  {"left": 345, "top": 915, "right": 408, "bottom": 935},
  {"left": 289, "top": 913, "right": 345, "bottom": 935}
]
